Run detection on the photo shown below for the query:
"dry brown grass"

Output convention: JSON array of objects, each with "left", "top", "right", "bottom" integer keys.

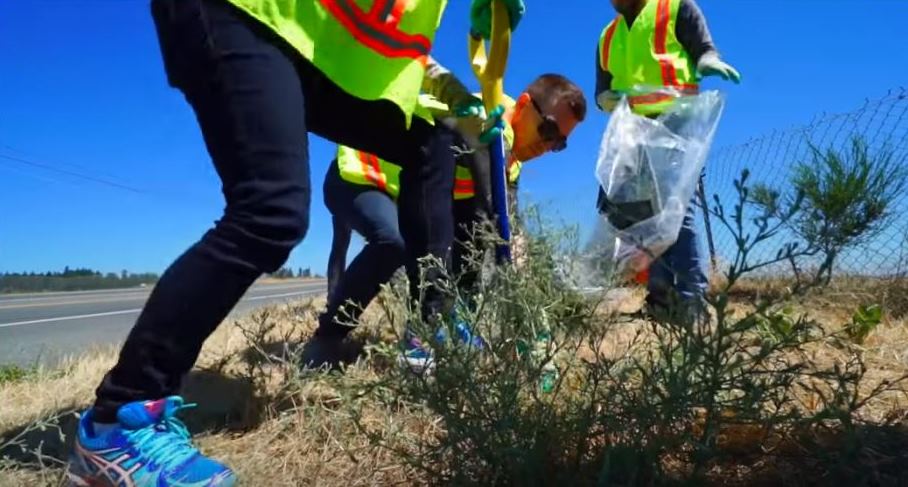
[
  {"left": 0, "top": 295, "right": 447, "bottom": 486},
  {"left": 713, "top": 273, "right": 908, "bottom": 317},
  {"left": 2, "top": 288, "right": 908, "bottom": 486},
  {"left": 714, "top": 280, "right": 908, "bottom": 428}
]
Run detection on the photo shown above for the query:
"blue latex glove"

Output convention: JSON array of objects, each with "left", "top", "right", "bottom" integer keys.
[
  {"left": 478, "top": 105, "right": 505, "bottom": 145},
  {"left": 470, "top": 0, "right": 525, "bottom": 40},
  {"left": 697, "top": 54, "right": 742, "bottom": 84}
]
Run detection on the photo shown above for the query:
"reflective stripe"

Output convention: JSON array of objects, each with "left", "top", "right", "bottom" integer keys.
[
  {"left": 629, "top": 87, "right": 697, "bottom": 108},
  {"left": 369, "top": 0, "right": 392, "bottom": 20},
  {"left": 630, "top": 92, "right": 674, "bottom": 106},
  {"left": 358, "top": 150, "right": 387, "bottom": 192},
  {"left": 600, "top": 17, "right": 619, "bottom": 71},
  {"left": 368, "top": 0, "right": 407, "bottom": 27},
  {"left": 453, "top": 165, "right": 475, "bottom": 200},
  {"left": 453, "top": 178, "right": 475, "bottom": 197},
  {"left": 653, "top": 0, "right": 697, "bottom": 91},
  {"left": 338, "top": 145, "right": 402, "bottom": 198},
  {"left": 320, "top": 0, "right": 432, "bottom": 60},
  {"left": 653, "top": 0, "right": 677, "bottom": 87},
  {"left": 453, "top": 159, "right": 520, "bottom": 200}
]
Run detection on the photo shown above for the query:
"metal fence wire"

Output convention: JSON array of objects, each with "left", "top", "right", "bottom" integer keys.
[{"left": 700, "top": 87, "right": 908, "bottom": 277}]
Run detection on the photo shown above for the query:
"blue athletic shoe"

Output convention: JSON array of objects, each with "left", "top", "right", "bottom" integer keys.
[
  {"left": 67, "top": 396, "right": 235, "bottom": 487},
  {"left": 434, "top": 304, "right": 483, "bottom": 347},
  {"left": 434, "top": 319, "right": 486, "bottom": 350},
  {"left": 400, "top": 316, "right": 486, "bottom": 373},
  {"left": 399, "top": 328, "right": 434, "bottom": 373}
]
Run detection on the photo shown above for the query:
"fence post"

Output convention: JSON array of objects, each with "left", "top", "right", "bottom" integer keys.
[{"left": 698, "top": 174, "right": 718, "bottom": 271}]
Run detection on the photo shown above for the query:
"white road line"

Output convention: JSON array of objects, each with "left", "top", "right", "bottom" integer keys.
[
  {"left": 0, "top": 291, "right": 150, "bottom": 306},
  {"left": 0, "top": 281, "right": 323, "bottom": 305},
  {"left": 0, "top": 289, "right": 323, "bottom": 329},
  {"left": 0, "top": 288, "right": 152, "bottom": 301},
  {"left": 0, "top": 309, "right": 143, "bottom": 328}
]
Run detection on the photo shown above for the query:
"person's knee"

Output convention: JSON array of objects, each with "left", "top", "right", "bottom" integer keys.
[
  {"left": 215, "top": 183, "right": 310, "bottom": 272},
  {"left": 361, "top": 210, "right": 404, "bottom": 251},
  {"left": 374, "top": 232, "right": 406, "bottom": 261},
  {"left": 284, "top": 202, "right": 310, "bottom": 246},
  {"left": 257, "top": 185, "right": 310, "bottom": 244}
]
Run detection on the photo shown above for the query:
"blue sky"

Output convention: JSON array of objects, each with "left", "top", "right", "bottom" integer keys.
[{"left": 1, "top": 0, "right": 906, "bottom": 275}]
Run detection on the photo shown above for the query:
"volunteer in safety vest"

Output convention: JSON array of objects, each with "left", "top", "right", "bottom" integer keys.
[
  {"left": 71, "top": 1, "right": 526, "bottom": 485},
  {"left": 594, "top": 0, "right": 740, "bottom": 316},
  {"left": 309, "top": 73, "right": 586, "bottom": 372}
]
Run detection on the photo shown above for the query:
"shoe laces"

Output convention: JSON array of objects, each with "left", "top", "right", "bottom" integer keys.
[{"left": 123, "top": 402, "right": 199, "bottom": 471}]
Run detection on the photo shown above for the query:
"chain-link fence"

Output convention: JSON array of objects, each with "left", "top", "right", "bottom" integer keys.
[{"left": 700, "top": 88, "right": 908, "bottom": 277}]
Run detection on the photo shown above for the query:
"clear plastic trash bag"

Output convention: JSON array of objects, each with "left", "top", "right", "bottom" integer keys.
[{"left": 594, "top": 89, "right": 725, "bottom": 279}]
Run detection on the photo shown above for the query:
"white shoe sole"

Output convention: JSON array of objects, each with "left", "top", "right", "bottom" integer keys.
[{"left": 398, "top": 354, "right": 435, "bottom": 374}]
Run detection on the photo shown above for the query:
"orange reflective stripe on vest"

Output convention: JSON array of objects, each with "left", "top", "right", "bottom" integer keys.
[
  {"left": 599, "top": 16, "right": 619, "bottom": 75},
  {"left": 320, "top": 0, "right": 432, "bottom": 62},
  {"left": 453, "top": 177, "right": 475, "bottom": 198},
  {"left": 357, "top": 150, "right": 388, "bottom": 193},
  {"left": 452, "top": 159, "right": 520, "bottom": 200},
  {"left": 337, "top": 145, "right": 401, "bottom": 198},
  {"left": 627, "top": 88, "right": 696, "bottom": 107},
  {"left": 653, "top": 0, "right": 696, "bottom": 91}
]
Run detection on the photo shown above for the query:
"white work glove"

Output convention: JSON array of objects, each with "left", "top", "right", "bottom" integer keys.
[
  {"left": 596, "top": 90, "right": 623, "bottom": 113},
  {"left": 697, "top": 52, "right": 742, "bottom": 84}
]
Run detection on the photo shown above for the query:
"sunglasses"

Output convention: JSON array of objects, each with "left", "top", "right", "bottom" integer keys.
[{"left": 531, "top": 97, "right": 568, "bottom": 152}]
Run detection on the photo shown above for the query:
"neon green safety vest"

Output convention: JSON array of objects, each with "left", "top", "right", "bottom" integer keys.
[
  {"left": 336, "top": 145, "right": 521, "bottom": 201},
  {"left": 337, "top": 94, "right": 519, "bottom": 200},
  {"left": 337, "top": 144, "right": 404, "bottom": 198},
  {"left": 226, "top": 0, "right": 447, "bottom": 125},
  {"left": 599, "top": 0, "right": 699, "bottom": 116}
]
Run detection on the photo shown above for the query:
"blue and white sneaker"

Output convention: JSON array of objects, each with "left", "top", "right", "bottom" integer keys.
[
  {"left": 399, "top": 328, "right": 435, "bottom": 374},
  {"left": 67, "top": 396, "right": 235, "bottom": 487},
  {"left": 400, "top": 317, "right": 487, "bottom": 373}
]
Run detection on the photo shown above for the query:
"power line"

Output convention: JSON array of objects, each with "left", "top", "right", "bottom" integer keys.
[
  {"left": 1, "top": 143, "right": 129, "bottom": 182},
  {"left": 0, "top": 152, "right": 145, "bottom": 194}
]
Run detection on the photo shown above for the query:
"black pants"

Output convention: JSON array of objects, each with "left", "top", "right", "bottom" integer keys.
[
  {"left": 321, "top": 159, "right": 483, "bottom": 336},
  {"left": 451, "top": 197, "right": 484, "bottom": 297},
  {"left": 92, "top": 0, "right": 455, "bottom": 421},
  {"left": 320, "top": 159, "right": 407, "bottom": 336}
]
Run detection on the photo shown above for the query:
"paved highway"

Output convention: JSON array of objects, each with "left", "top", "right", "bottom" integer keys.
[{"left": 0, "top": 280, "right": 326, "bottom": 368}]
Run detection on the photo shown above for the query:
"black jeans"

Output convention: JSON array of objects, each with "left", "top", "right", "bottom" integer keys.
[
  {"left": 93, "top": 0, "right": 455, "bottom": 421},
  {"left": 320, "top": 159, "right": 407, "bottom": 336},
  {"left": 320, "top": 159, "right": 483, "bottom": 337},
  {"left": 451, "top": 197, "right": 484, "bottom": 297},
  {"left": 326, "top": 214, "right": 352, "bottom": 303}
]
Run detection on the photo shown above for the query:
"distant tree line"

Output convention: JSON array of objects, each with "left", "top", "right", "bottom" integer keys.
[
  {"left": 269, "top": 266, "right": 323, "bottom": 279},
  {"left": 0, "top": 267, "right": 160, "bottom": 293}
]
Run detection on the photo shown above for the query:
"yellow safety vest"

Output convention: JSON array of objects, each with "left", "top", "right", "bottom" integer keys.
[
  {"left": 337, "top": 94, "right": 519, "bottom": 200},
  {"left": 337, "top": 145, "right": 404, "bottom": 198},
  {"left": 599, "top": 0, "right": 699, "bottom": 116},
  {"left": 226, "top": 0, "right": 447, "bottom": 125}
]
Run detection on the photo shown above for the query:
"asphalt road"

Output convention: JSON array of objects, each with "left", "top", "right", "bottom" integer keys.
[{"left": 0, "top": 280, "right": 326, "bottom": 368}]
